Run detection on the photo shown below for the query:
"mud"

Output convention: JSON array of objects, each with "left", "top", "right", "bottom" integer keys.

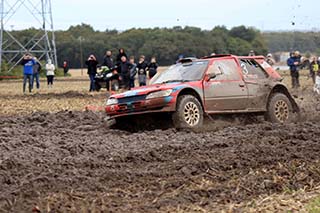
[{"left": 1, "top": 96, "right": 320, "bottom": 212}]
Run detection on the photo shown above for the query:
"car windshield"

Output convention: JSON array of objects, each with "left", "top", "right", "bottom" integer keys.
[{"left": 150, "top": 61, "right": 209, "bottom": 85}]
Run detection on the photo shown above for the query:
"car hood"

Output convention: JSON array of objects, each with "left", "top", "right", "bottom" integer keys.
[{"left": 110, "top": 83, "right": 187, "bottom": 99}]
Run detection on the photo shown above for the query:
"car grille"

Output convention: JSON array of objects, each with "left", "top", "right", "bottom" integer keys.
[{"left": 118, "top": 95, "right": 146, "bottom": 104}]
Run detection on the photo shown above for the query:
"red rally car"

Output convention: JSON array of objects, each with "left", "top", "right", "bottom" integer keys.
[{"left": 105, "top": 55, "right": 299, "bottom": 129}]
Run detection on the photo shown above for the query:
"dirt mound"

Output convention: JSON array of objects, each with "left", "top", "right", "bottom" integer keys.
[{"left": 1, "top": 111, "right": 320, "bottom": 212}]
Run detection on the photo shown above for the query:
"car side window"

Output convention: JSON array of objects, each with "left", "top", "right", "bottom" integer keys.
[
  {"left": 240, "top": 59, "right": 268, "bottom": 79},
  {"left": 208, "top": 59, "right": 241, "bottom": 81}
]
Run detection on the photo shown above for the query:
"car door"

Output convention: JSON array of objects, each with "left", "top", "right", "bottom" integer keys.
[
  {"left": 239, "top": 58, "right": 270, "bottom": 111},
  {"left": 203, "top": 58, "right": 249, "bottom": 112}
]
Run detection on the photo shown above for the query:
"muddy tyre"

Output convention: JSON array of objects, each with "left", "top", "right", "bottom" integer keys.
[
  {"left": 265, "top": 93, "right": 293, "bottom": 123},
  {"left": 173, "top": 95, "right": 203, "bottom": 129}
]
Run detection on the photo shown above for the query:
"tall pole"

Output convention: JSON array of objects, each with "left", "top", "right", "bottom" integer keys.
[
  {"left": 48, "top": 0, "right": 58, "bottom": 67},
  {"left": 0, "top": 0, "right": 4, "bottom": 72},
  {"left": 79, "top": 36, "right": 83, "bottom": 76}
]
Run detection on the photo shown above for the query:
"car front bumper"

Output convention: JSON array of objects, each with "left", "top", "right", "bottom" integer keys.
[{"left": 105, "top": 96, "right": 175, "bottom": 118}]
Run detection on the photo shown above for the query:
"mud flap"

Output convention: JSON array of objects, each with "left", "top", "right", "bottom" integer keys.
[{"left": 288, "top": 95, "right": 301, "bottom": 122}]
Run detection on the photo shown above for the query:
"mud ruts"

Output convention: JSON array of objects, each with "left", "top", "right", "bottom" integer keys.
[{"left": 1, "top": 110, "right": 320, "bottom": 212}]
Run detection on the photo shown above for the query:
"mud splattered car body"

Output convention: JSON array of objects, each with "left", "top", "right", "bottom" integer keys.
[{"left": 106, "top": 55, "right": 299, "bottom": 128}]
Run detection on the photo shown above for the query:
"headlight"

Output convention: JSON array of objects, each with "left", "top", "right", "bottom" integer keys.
[
  {"left": 106, "top": 98, "right": 118, "bottom": 105},
  {"left": 146, "top": 89, "right": 172, "bottom": 99}
]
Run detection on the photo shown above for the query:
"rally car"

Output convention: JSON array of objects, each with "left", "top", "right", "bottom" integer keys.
[{"left": 105, "top": 54, "right": 299, "bottom": 129}]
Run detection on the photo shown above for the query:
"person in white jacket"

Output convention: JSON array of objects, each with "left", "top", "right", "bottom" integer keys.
[{"left": 46, "top": 59, "right": 55, "bottom": 88}]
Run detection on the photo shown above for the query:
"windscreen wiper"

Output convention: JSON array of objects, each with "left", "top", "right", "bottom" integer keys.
[{"left": 161, "top": 80, "right": 190, "bottom": 84}]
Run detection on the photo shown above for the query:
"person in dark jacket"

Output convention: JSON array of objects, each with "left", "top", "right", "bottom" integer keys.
[
  {"left": 32, "top": 57, "right": 41, "bottom": 90},
  {"left": 85, "top": 54, "right": 99, "bottom": 92},
  {"left": 129, "top": 56, "right": 137, "bottom": 88},
  {"left": 103, "top": 50, "right": 114, "bottom": 69},
  {"left": 116, "top": 48, "right": 128, "bottom": 65},
  {"left": 147, "top": 57, "right": 158, "bottom": 79},
  {"left": 63, "top": 60, "right": 69, "bottom": 76},
  {"left": 118, "top": 56, "right": 133, "bottom": 90},
  {"left": 137, "top": 55, "right": 148, "bottom": 86},
  {"left": 21, "top": 53, "right": 36, "bottom": 93},
  {"left": 287, "top": 51, "right": 301, "bottom": 88}
]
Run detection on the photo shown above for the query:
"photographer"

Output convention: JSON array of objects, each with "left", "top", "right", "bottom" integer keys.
[
  {"left": 287, "top": 51, "right": 301, "bottom": 89},
  {"left": 85, "top": 54, "right": 99, "bottom": 92},
  {"left": 21, "top": 53, "right": 36, "bottom": 93}
]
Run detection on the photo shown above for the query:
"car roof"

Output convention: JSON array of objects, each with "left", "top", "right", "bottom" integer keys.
[{"left": 178, "top": 55, "right": 266, "bottom": 64}]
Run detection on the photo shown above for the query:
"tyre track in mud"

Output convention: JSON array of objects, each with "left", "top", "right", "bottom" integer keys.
[{"left": 1, "top": 110, "right": 320, "bottom": 212}]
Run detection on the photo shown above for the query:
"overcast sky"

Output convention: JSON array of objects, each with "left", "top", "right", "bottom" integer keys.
[{"left": 5, "top": 0, "right": 320, "bottom": 31}]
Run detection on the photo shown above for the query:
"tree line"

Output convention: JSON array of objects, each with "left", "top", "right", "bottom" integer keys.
[
  {"left": 6, "top": 24, "right": 320, "bottom": 69},
  {"left": 263, "top": 31, "right": 320, "bottom": 55},
  {"left": 6, "top": 24, "right": 267, "bottom": 68}
]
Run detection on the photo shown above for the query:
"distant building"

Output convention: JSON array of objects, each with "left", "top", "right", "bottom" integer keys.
[{"left": 274, "top": 52, "right": 290, "bottom": 64}]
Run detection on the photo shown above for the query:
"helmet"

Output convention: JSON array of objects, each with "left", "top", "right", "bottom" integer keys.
[{"left": 267, "top": 53, "right": 272, "bottom": 57}]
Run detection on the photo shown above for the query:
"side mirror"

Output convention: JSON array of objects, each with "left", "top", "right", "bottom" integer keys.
[
  {"left": 206, "top": 71, "right": 222, "bottom": 81},
  {"left": 208, "top": 73, "right": 216, "bottom": 80}
]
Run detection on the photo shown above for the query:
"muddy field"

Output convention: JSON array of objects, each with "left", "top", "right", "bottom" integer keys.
[{"left": 1, "top": 77, "right": 320, "bottom": 212}]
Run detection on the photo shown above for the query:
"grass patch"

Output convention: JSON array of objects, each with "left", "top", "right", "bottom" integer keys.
[{"left": 307, "top": 196, "right": 320, "bottom": 213}]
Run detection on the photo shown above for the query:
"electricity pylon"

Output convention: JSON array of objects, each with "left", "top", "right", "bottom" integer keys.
[{"left": 0, "top": 0, "right": 57, "bottom": 72}]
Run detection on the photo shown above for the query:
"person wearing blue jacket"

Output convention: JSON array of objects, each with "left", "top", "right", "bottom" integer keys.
[
  {"left": 287, "top": 51, "right": 301, "bottom": 88},
  {"left": 21, "top": 53, "right": 36, "bottom": 93}
]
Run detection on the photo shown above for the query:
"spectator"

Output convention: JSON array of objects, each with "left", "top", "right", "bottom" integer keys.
[
  {"left": 118, "top": 56, "right": 132, "bottom": 90},
  {"left": 248, "top": 50, "right": 255, "bottom": 56},
  {"left": 85, "top": 54, "right": 99, "bottom": 92},
  {"left": 137, "top": 55, "right": 148, "bottom": 86},
  {"left": 21, "top": 53, "right": 36, "bottom": 93},
  {"left": 309, "top": 57, "right": 319, "bottom": 84},
  {"left": 129, "top": 56, "right": 137, "bottom": 88},
  {"left": 103, "top": 50, "right": 114, "bottom": 69},
  {"left": 266, "top": 53, "right": 275, "bottom": 66},
  {"left": 32, "top": 57, "right": 41, "bottom": 90},
  {"left": 287, "top": 51, "right": 301, "bottom": 89},
  {"left": 116, "top": 48, "right": 128, "bottom": 65},
  {"left": 147, "top": 57, "right": 158, "bottom": 79},
  {"left": 46, "top": 59, "right": 55, "bottom": 88},
  {"left": 63, "top": 60, "right": 69, "bottom": 76},
  {"left": 176, "top": 54, "right": 184, "bottom": 64},
  {"left": 314, "top": 59, "right": 320, "bottom": 94}
]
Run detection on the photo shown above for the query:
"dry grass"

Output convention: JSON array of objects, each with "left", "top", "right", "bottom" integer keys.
[{"left": 0, "top": 77, "right": 105, "bottom": 115}]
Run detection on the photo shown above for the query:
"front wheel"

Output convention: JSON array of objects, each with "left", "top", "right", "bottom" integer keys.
[
  {"left": 173, "top": 95, "right": 203, "bottom": 129},
  {"left": 265, "top": 93, "right": 293, "bottom": 123}
]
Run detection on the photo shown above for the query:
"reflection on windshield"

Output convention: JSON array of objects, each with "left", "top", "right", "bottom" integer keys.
[{"left": 150, "top": 61, "right": 208, "bottom": 85}]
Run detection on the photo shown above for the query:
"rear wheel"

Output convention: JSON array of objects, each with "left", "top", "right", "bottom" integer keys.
[
  {"left": 173, "top": 95, "right": 203, "bottom": 129},
  {"left": 265, "top": 93, "right": 293, "bottom": 123}
]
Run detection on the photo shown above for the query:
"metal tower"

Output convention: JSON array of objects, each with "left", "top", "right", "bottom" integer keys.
[{"left": 0, "top": 0, "right": 57, "bottom": 72}]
